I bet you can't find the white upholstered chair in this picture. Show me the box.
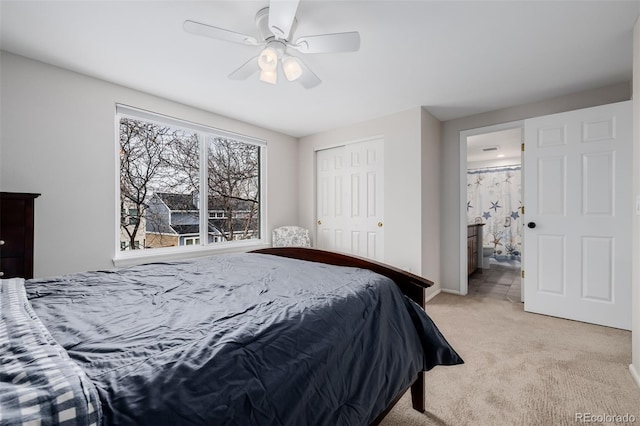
[272,226,312,248]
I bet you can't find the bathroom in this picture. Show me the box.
[466,127,522,301]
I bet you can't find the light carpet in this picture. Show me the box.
[380,292,639,426]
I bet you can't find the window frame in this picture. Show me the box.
[114,104,267,266]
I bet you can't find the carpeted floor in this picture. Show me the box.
[380,291,640,426]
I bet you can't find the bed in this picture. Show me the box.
[0,247,462,425]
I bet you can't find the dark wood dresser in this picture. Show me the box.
[0,192,40,279]
[467,223,484,276]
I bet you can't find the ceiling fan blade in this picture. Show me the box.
[228,56,259,80]
[292,32,360,54]
[296,58,321,89]
[268,0,300,40]
[183,20,259,46]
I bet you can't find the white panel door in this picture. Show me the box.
[316,138,384,261]
[344,139,384,260]
[523,101,632,330]
[316,146,347,252]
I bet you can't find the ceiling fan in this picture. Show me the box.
[183,0,360,89]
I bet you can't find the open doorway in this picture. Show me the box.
[460,122,524,302]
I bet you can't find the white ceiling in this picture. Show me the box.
[467,127,522,164]
[1,1,638,138]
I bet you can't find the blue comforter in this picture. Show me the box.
[0,278,102,426]
[26,253,461,425]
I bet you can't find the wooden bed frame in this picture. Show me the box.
[250,247,433,424]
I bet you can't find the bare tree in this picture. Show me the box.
[207,138,260,241]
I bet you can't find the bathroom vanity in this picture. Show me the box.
[467,224,484,275]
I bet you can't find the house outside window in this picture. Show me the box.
[120,201,146,251]
[117,105,265,256]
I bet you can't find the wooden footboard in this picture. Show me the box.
[250,247,431,418]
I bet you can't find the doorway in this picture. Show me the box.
[459,121,524,299]
[466,127,523,302]
[458,102,632,329]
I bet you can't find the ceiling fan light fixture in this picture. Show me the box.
[258,46,278,72]
[184,0,361,90]
[282,56,303,81]
[259,69,278,85]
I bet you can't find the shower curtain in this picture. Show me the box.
[467,165,522,260]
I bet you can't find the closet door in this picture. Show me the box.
[316,146,347,253]
[316,138,384,261]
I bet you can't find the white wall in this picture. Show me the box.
[421,108,441,299]
[297,107,442,297]
[631,16,640,388]
[440,81,631,293]
[0,52,299,277]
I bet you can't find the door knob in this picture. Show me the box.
[527,222,536,229]
[317,220,322,225]
[378,222,383,228]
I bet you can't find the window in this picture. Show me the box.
[209,211,225,219]
[128,208,139,225]
[117,105,265,255]
[184,237,200,246]
[120,240,141,250]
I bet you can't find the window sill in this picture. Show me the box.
[112,240,270,268]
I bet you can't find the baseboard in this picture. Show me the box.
[440,288,461,295]
[630,364,640,389]
[425,288,441,303]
